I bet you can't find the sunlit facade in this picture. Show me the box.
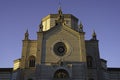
[0,8,120,80]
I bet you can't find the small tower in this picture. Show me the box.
[78,22,83,32]
[91,30,97,40]
[24,30,29,40]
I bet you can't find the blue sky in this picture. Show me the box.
[0,0,120,68]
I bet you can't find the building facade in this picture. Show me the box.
[0,8,120,80]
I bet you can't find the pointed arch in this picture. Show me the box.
[29,56,36,67]
[54,69,69,79]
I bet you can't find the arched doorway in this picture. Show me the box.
[54,69,69,79]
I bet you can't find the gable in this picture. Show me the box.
[43,23,80,40]
[41,23,86,63]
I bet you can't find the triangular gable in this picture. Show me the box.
[43,23,81,39]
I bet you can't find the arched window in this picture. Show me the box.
[87,56,93,68]
[54,69,69,79]
[29,56,35,67]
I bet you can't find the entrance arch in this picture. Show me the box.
[54,69,69,79]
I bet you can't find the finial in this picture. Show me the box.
[58,0,62,13]
[78,21,83,32]
[39,21,43,32]
[57,7,64,21]
[58,0,63,16]
[55,0,65,25]
[58,7,62,15]
[91,30,97,40]
[24,29,29,40]
[55,8,64,25]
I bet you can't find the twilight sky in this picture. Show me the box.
[0,0,120,68]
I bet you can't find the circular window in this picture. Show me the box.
[53,42,67,56]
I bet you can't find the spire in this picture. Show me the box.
[55,0,65,25]
[39,21,43,32]
[57,7,64,21]
[55,6,64,25]
[78,21,84,32]
[91,30,97,40]
[58,7,62,15]
[24,29,29,40]
[58,0,62,15]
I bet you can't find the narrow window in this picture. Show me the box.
[29,56,35,67]
[87,56,93,68]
